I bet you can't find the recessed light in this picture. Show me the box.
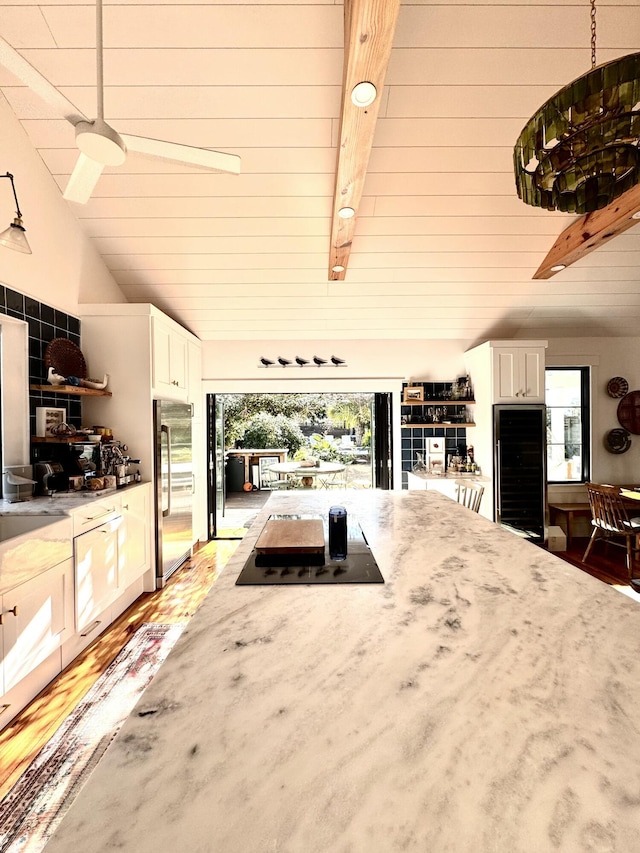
[338,206,355,219]
[550,264,566,272]
[632,211,640,219]
[332,265,345,273]
[351,81,377,108]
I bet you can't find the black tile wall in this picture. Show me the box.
[0,286,83,442]
[400,381,473,489]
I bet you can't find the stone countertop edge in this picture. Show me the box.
[408,470,490,481]
[45,489,640,853]
[0,481,150,516]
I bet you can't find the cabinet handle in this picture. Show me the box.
[0,703,10,716]
[86,507,116,521]
[122,504,129,510]
[0,605,18,624]
[80,619,102,638]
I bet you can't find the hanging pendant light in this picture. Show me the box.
[0,172,31,254]
[514,0,640,214]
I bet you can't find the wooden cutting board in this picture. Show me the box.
[256,517,325,556]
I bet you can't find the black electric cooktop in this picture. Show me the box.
[235,514,384,586]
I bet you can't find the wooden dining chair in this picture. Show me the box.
[454,480,484,513]
[583,482,640,583]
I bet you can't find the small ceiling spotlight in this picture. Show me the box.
[550,264,567,272]
[0,172,31,254]
[632,211,640,219]
[332,264,345,273]
[338,207,355,219]
[351,81,377,108]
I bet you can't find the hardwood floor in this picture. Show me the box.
[0,538,239,800]
[0,526,637,803]
[552,535,639,589]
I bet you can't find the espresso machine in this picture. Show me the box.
[32,440,141,490]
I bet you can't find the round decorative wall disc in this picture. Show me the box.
[617,391,640,434]
[605,428,632,454]
[607,376,629,398]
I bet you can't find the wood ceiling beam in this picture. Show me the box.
[328,0,401,281]
[533,184,640,280]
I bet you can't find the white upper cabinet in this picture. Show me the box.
[492,345,546,403]
[465,340,547,406]
[187,339,203,418]
[152,316,189,401]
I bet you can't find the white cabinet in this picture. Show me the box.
[464,339,548,523]
[152,316,188,400]
[406,474,460,500]
[492,345,545,403]
[1,559,73,695]
[118,484,151,589]
[81,304,201,565]
[74,518,120,634]
[0,485,152,728]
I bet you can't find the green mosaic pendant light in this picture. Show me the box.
[514,0,640,214]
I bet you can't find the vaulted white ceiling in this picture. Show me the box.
[1,0,640,342]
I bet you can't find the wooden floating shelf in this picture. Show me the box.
[31,436,102,443]
[403,423,476,428]
[403,400,475,406]
[29,384,112,397]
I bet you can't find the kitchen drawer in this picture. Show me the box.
[71,496,122,537]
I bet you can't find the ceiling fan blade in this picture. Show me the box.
[0,35,86,124]
[120,134,241,175]
[63,153,105,204]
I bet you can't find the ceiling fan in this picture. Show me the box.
[0,0,240,204]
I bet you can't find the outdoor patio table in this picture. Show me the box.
[268,461,345,488]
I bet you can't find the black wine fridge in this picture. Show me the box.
[494,404,546,542]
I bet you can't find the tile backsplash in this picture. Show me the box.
[400,381,471,489]
[0,284,83,439]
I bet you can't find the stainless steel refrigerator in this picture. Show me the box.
[154,400,193,588]
[494,404,546,543]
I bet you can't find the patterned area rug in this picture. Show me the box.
[0,622,185,853]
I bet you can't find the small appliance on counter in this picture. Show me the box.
[34,461,68,495]
[31,438,141,491]
[2,464,36,502]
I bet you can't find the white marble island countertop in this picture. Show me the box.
[47,490,640,852]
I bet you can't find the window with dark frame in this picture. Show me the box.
[545,367,590,484]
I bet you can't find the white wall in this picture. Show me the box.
[201,338,477,493]
[203,336,640,505]
[201,338,473,383]
[546,337,640,488]
[0,94,124,313]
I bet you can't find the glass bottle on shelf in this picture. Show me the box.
[412,452,427,472]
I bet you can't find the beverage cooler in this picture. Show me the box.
[493,404,546,542]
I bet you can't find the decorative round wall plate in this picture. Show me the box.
[605,428,632,454]
[617,391,640,434]
[607,376,629,398]
[45,338,87,379]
